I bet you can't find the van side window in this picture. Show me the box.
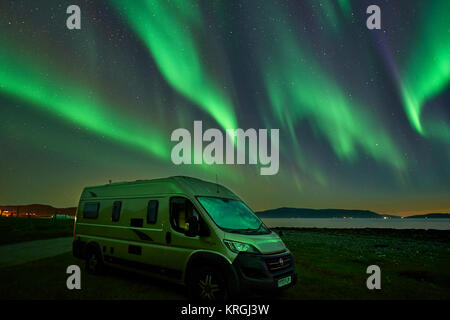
[83,202,99,219]
[112,201,121,222]
[147,200,158,224]
[170,197,199,233]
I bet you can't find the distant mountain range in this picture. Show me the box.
[404,213,450,219]
[0,204,76,218]
[1,204,449,219]
[256,207,450,219]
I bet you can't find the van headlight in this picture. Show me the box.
[224,240,260,254]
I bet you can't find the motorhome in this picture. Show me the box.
[73,176,296,299]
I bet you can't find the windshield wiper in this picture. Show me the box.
[236,222,266,233]
[222,222,267,234]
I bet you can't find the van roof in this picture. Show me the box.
[80,176,239,201]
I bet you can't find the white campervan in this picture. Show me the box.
[73,176,297,299]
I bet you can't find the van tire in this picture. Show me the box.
[86,246,104,275]
[188,266,229,301]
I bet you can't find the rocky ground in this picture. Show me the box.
[1,226,449,299]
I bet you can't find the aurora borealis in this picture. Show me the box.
[0,0,449,215]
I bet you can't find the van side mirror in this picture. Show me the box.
[185,216,199,237]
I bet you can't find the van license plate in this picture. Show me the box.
[277,276,292,288]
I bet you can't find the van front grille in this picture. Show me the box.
[265,254,291,273]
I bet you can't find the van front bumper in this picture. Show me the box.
[232,251,297,293]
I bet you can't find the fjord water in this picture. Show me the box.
[262,218,450,230]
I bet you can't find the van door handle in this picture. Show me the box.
[165,231,171,244]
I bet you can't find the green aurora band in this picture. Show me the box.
[259,14,405,175]
[0,40,169,160]
[399,0,450,137]
[313,0,352,31]
[112,0,237,132]
[337,0,352,18]
[312,0,340,32]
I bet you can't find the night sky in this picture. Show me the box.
[0,0,449,215]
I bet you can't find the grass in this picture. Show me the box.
[0,224,449,300]
[277,228,450,299]
[0,217,74,245]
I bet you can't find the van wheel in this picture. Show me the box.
[189,266,228,301]
[86,248,104,275]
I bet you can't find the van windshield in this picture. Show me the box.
[197,196,270,234]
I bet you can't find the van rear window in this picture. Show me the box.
[147,200,158,224]
[83,202,99,219]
